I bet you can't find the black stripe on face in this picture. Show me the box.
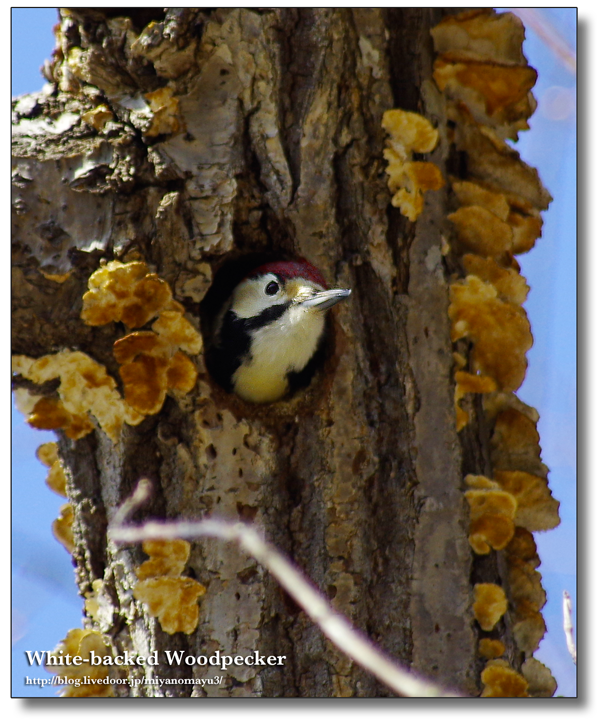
[243,302,290,331]
[206,302,291,393]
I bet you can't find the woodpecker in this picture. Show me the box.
[207,259,351,403]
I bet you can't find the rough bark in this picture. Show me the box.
[13,7,541,698]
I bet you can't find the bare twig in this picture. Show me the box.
[562,590,577,664]
[110,482,460,698]
[110,477,153,527]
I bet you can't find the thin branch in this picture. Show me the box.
[110,477,153,527]
[562,590,577,664]
[110,482,460,698]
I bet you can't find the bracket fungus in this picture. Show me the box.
[462,253,529,306]
[133,539,206,635]
[135,539,192,580]
[478,638,505,660]
[36,442,67,497]
[113,331,198,416]
[472,583,507,632]
[382,109,445,221]
[454,370,497,431]
[449,276,532,391]
[12,351,143,443]
[133,577,207,636]
[521,658,558,698]
[46,628,115,697]
[81,260,174,329]
[52,503,75,554]
[493,470,560,532]
[82,260,202,417]
[480,659,529,698]
[465,485,516,555]
[430,10,528,65]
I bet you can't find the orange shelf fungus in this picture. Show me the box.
[513,608,547,655]
[431,8,560,694]
[113,330,199,416]
[382,109,444,221]
[449,205,514,258]
[473,583,507,631]
[493,470,560,532]
[478,638,505,660]
[448,186,542,259]
[83,260,202,418]
[465,483,516,554]
[454,370,497,431]
[133,539,206,635]
[503,526,553,657]
[52,503,75,553]
[46,629,115,697]
[81,260,173,329]
[430,10,527,65]
[462,254,529,306]
[480,659,529,698]
[506,556,548,654]
[433,58,536,139]
[490,407,546,477]
[430,9,539,141]
[505,526,540,565]
[135,539,192,580]
[13,261,201,444]
[134,577,207,635]
[36,442,68,497]
[449,276,532,391]
[12,351,143,442]
[521,658,558,698]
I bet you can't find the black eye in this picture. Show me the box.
[265,281,279,296]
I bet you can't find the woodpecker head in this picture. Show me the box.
[207,259,351,403]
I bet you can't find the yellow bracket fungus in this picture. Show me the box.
[465,485,516,554]
[81,260,173,329]
[449,275,532,391]
[52,503,75,554]
[36,442,67,497]
[12,351,143,443]
[133,539,206,635]
[454,370,497,431]
[135,539,191,580]
[481,659,528,698]
[82,260,202,417]
[134,577,207,636]
[478,638,505,660]
[382,109,445,221]
[472,583,507,631]
[46,628,115,697]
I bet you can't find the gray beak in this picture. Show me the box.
[300,288,351,311]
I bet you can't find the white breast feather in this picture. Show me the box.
[233,306,325,403]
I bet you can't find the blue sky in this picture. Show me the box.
[11,7,576,698]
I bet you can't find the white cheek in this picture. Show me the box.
[234,279,283,319]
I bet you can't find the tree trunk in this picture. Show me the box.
[12,7,557,697]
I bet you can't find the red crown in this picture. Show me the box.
[248,258,328,289]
